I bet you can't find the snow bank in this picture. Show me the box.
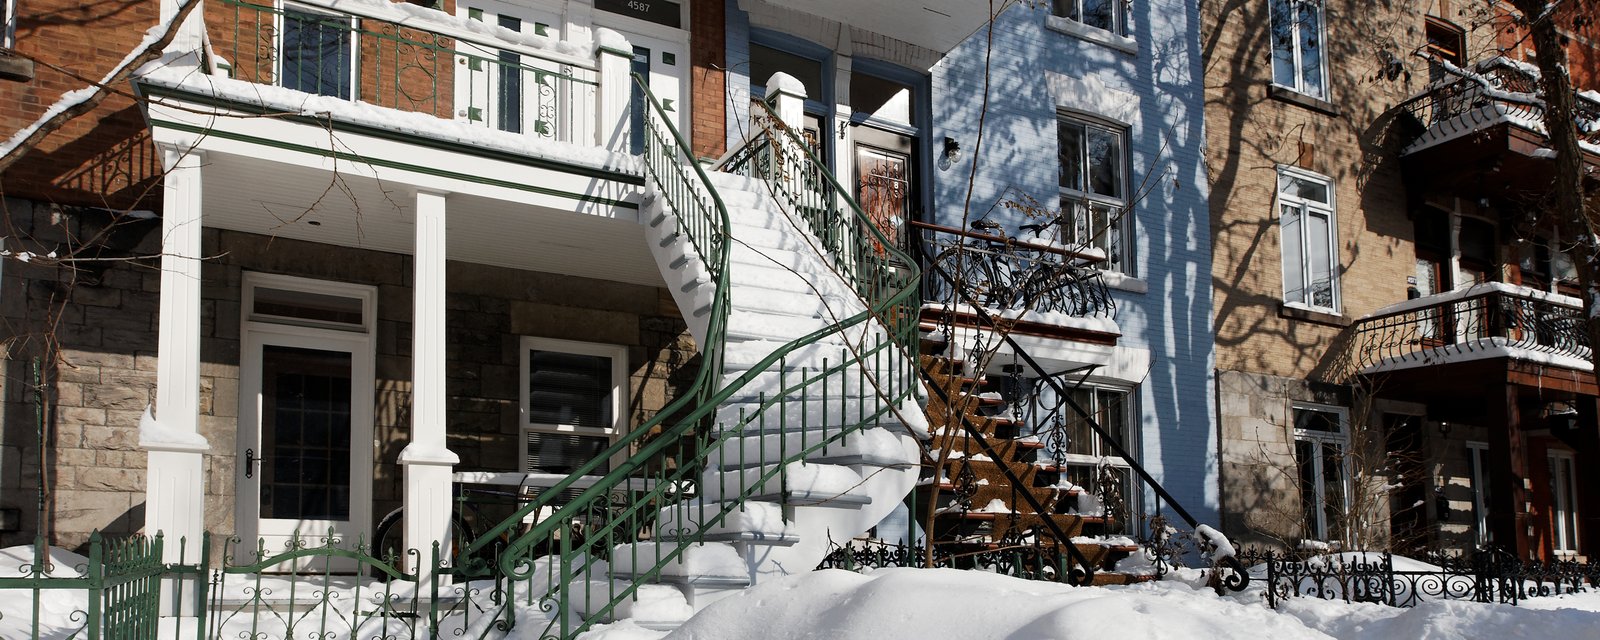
[661,567,1600,640]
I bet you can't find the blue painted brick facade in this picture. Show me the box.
[929,2,1218,521]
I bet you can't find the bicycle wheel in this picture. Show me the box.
[368,507,477,579]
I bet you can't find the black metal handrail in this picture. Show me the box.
[1397,58,1600,151]
[923,258,1249,591]
[1241,547,1600,609]
[1351,285,1590,372]
[918,225,1116,319]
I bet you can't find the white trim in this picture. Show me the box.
[236,275,378,550]
[242,271,376,333]
[1044,15,1137,55]
[1276,165,1339,313]
[518,336,630,471]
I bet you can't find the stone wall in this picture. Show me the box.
[0,206,696,550]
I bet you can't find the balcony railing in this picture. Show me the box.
[1351,283,1592,373]
[209,0,603,145]
[1397,57,1600,154]
[915,222,1116,322]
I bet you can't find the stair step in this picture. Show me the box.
[610,541,748,580]
[713,398,914,436]
[702,462,870,509]
[706,427,913,470]
[726,310,835,342]
[931,434,1019,463]
[571,581,693,624]
[656,500,793,544]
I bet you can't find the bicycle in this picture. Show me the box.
[368,473,550,580]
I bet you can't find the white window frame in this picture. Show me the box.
[1277,166,1339,312]
[1269,0,1329,100]
[3,0,16,50]
[1292,402,1350,543]
[1057,113,1132,275]
[518,337,629,474]
[1466,441,1491,547]
[1050,0,1127,37]
[1548,450,1580,555]
[276,1,360,100]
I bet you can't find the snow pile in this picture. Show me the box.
[650,567,1600,640]
[137,405,208,448]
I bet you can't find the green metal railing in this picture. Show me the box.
[0,533,165,640]
[216,0,597,141]
[444,75,922,639]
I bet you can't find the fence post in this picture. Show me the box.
[593,28,633,153]
[87,531,104,640]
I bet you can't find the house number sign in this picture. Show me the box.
[595,0,683,28]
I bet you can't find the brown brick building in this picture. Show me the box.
[1204,0,1600,559]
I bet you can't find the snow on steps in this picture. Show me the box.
[634,167,925,626]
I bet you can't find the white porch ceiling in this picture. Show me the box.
[200,153,666,287]
[742,0,991,54]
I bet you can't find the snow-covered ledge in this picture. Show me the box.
[1362,281,1582,320]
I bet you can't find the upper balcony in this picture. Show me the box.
[1395,58,1600,198]
[1351,282,1592,393]
[914,221,1123,374]
[131,0,663,287]
[137,0,641,175]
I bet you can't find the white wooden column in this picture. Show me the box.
[595,28,634,152]
[398,190,458,580]
[159,0,206,60]
[143,146,209,563]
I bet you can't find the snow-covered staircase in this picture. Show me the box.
[483,77,926,639]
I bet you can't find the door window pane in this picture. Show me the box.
[856,144,911,252]
[260,346,353,521]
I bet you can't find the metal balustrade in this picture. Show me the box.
[1397,57,1600,151]
[214,0,599,143]
[1351,285,1591,373]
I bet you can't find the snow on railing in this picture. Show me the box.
[1398,56,1600,155]
[1352,283,1592,374]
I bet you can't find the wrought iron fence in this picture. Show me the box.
[916,223,1116,319]
[1351,285,1589,372]
[1397,57,1600,149]
[1239,547,1600,609]
[0,533,165,640]
[214,0,598,142]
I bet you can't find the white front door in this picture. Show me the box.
[236,275,376,556]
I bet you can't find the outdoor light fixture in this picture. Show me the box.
[1543,401,1580,435]
[939,136,962,170]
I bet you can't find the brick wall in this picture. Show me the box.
[929,0,1220,521]
[0,0,164,209]
[0,205,696,550]
[689,0,727,159]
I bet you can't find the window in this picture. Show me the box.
[1278,167,1338,311]
[1425,17,1466,84]
[3,0,15,49]
[1466,442,1491,547]
[1033,383,1137,533]
[520,338,628,476]
[1269,0,1327,99]
[279,3,356,99]
[1052,0,1126,36]
[1058,115,1129,273]
[1548,451,1579,554]
[1293,404,1349,542]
